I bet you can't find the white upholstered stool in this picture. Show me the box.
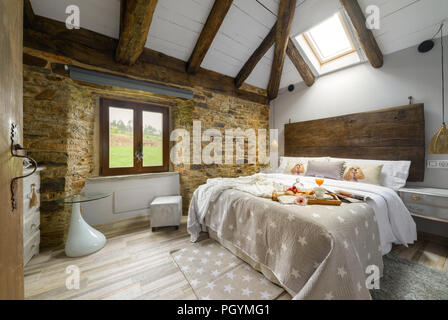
[150,196,182,231]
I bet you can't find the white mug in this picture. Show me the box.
[314,187,326,200]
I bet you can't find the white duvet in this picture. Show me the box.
[188,173,417,255]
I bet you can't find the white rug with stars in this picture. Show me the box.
[171,239,285,300]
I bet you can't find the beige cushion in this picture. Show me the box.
[343,163,384,185]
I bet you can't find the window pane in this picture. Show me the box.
[142,111,163,167]
[306,13,353,61]
[109,107,134,168]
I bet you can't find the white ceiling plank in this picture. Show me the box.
[378,23,448,55]
[148,36,192,61]
[373,0,448,54]
[217,5,275,52]
[358,0,416,20]
[233,0,277,30]
[151,2,206,35]
[30,0,121,39]
[290,0,340,37]
[202,2,276,78]
[279,56,305,89]
[157,0,214,22]
[29,0,447,91]
[262,46,275,64]
[280,70,303,89]
[201,47,242,77]
[282,57,297,74]
[145,0,214,59]
[246,58,273,89]
[256,0,279,15]
[146,15,200,56]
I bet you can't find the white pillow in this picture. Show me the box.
[329,157,411,190]
[278,157,330,173]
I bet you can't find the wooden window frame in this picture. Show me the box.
[100,98,169,176]
[302,12,356,66]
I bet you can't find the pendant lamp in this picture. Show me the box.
[421,23,448,154]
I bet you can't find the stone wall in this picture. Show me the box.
[23,52,269,248]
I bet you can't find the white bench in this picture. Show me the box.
[150,196,182,232]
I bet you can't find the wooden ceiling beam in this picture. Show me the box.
[186,0,233,74]
[235,25,315,89]
[24,15,269,105]
[235,23,276,89]
[115,0,158,65]
[24,0,35,28]
[267,0,296,100]
[340,0,383,68]
[119,0,126,35]
[286,39,315,87]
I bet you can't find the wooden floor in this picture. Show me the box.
[24,217,291,300]
[391,232,448,272]
[24,218,448,300]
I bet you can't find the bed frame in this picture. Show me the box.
[284,104,425,182]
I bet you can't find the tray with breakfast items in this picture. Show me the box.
[272,185,342,206]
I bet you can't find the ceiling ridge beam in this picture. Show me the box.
[235,23,315,89]
[115,0,158,65]
[286,39,315,87]
[186,0,233,74]
[267,0,296,100]
[340,0,383,68]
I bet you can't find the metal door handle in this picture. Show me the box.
[10,123,38,212]
[135,150,144,162]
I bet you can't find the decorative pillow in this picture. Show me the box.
[343,163,384,185]
[330,158,410,190]
[285,161,308,175]
[306,160,345,180]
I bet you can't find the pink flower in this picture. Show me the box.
[295,196,308,206]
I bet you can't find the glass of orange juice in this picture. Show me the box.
[315,177,325,187]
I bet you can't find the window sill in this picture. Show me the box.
[88,171,178,183]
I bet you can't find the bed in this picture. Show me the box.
[187,104,424,300]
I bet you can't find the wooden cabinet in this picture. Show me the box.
[23,167,44,266]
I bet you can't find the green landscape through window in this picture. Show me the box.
[142,111,163,167]
[108,107,163,168]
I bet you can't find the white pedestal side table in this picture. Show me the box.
[60,193,111,257]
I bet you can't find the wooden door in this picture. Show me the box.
[0,0,24,299]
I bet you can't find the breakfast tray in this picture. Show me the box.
[272,191,342,206]
[307,193,342,206]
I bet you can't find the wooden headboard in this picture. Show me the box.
[284,104,425,182]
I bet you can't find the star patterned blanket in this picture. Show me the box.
[188,174,384,300]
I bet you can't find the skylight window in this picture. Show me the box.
[303,13,356,65]
[294,12,362,76]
